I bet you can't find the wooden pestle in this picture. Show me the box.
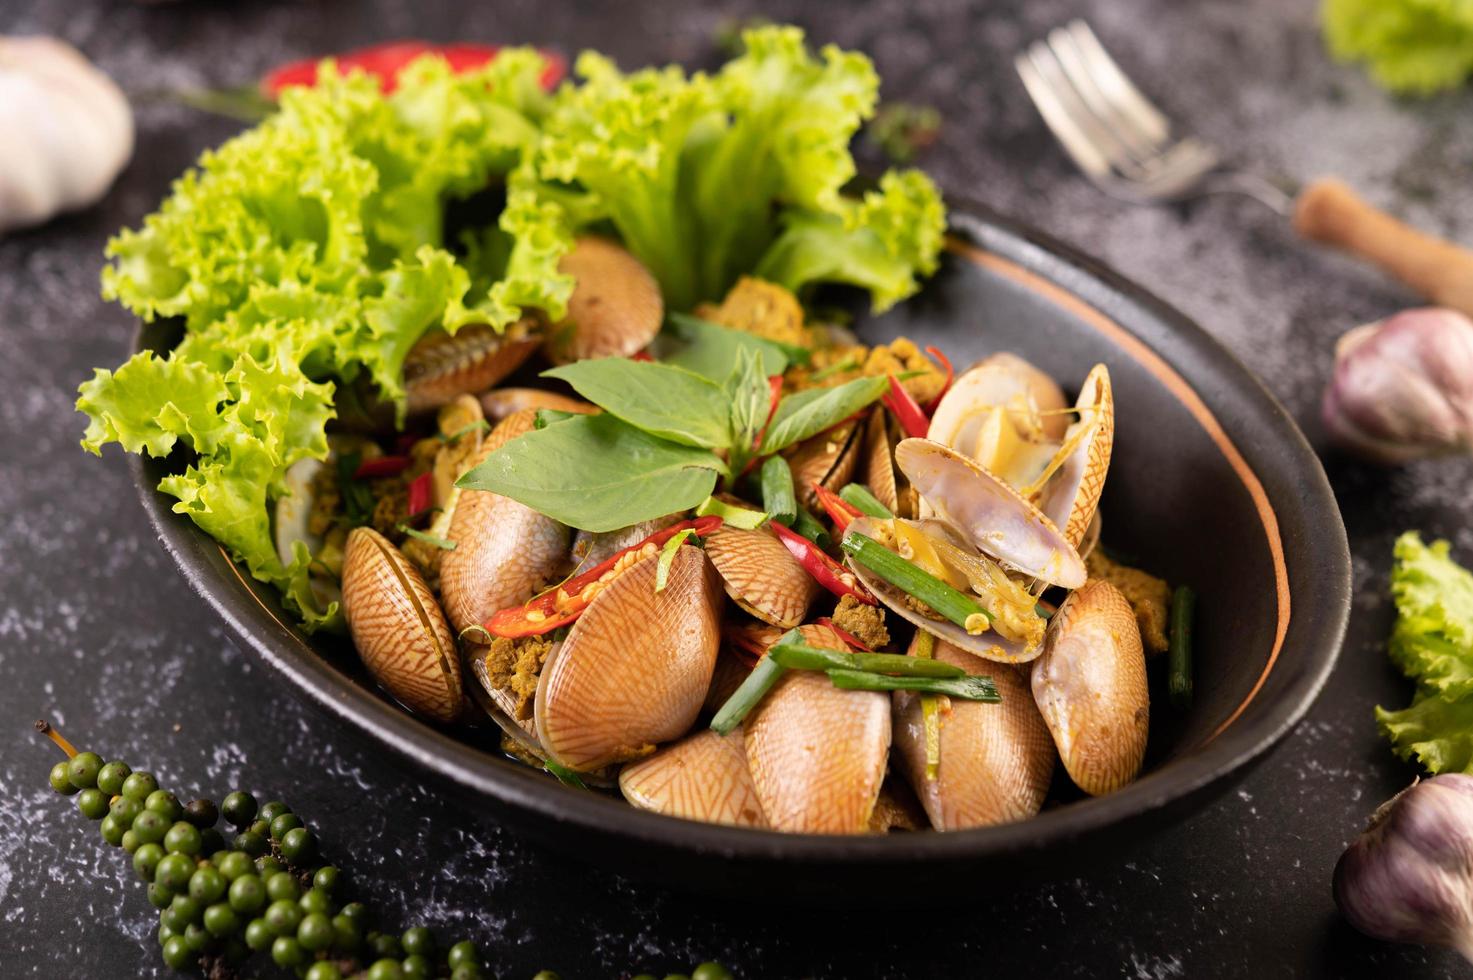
[1294,178,1473,319]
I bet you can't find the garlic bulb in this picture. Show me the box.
[0,36,133,235]
[1333,775,1473,964]
[1321,308,1473,464]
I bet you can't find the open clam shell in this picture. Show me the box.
[788,419,863,511]
[1036,364,1114,551]
[928,352,1070,449]
[619,727,768,828]
[704,524,818,629]
[894,438,1086,589]
[893,641,1054,830]
[844,517,1043,664]
[404,320,539,416]
[340,527,463,723]
[1031,580,1148,796]
[542,236,663,364]
[535,545,722,772]
[439,409,570,635]
[744,624,890,834]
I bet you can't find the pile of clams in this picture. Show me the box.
[283,242,1174,835]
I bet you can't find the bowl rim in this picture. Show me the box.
[130,201,1350,865]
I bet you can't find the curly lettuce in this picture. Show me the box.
[1322,0,1473,95]
[80,51,572,629]
[519,25,945,312]
[1376,532,1473,773]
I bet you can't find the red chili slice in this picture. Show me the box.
[261,41,565,98]
[406,472,434,519]
[814,616,872,652]
[812,484,861,535]
[352,455,411,479]
[485,516,723,637]
[923,346,954,414]
[881,374,931,440]
[769,521,875,605]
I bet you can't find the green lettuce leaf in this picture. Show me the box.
[82,51,567,629]
[521,25,944,311]
[1378,531,1473,773]
[1322,0,1473,95]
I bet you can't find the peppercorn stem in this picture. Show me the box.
[710,630,798,735]
[34,720,78,759]
[839,483,893,519]
[760,456,797,527]
[1169,585,1196,709]
[768,641,965,678]
[840,531,992,632]
[826,669,1000,701]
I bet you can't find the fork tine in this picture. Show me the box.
[1015,49,1114,180]
[1046,26,1162,164]
[1019,41,1149,181]
[1062,21,1171,146]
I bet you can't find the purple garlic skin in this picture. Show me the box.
[1333,774,1473,964]
[1321,308,1473,465]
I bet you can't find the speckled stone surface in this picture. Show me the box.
[2,1,1470,977]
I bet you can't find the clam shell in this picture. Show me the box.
[1031,580,1148,796]
[1037,364,1114,551]
[542,236,663,364]
[404,320,539,415]
[440,409,571,635]
[619,727,768,828]
[703,648,754,716]
[744,624,891,834]
[704,524,818,629]
[480,387,595,423]
[928,352,1069,448]
[861,407,901,516]
[572,515,682,568]
[341,527,463,722]
[893,641,1054,830]
[535,545,722,771]
[469,647,542,740]
[894,438,1086,588]
[788,420,862,510]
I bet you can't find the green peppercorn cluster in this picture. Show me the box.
[47,748,488,978]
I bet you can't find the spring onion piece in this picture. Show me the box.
[1169,585,1196,709]
[696,495,768,530]
[543,758,587,789]
[710,629,802,735]
[397,525,457,550]
[839,483,893,519]
[768,641,966,678]
[655,529,696,593]
[790,506,831,550]
[841,531,991,633]
[760,455,797,526]
[827,669,1000,701]
[913,631,942,781]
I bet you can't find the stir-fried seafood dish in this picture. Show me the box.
[302,260,1177,835]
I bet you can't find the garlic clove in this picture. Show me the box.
[1321,308,1473,465]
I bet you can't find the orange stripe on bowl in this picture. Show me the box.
[949,240,1290,742]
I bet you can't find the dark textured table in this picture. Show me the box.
[3,1,1471,977]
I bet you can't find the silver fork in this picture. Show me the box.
[1016,20,1293,216]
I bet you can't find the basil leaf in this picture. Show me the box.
[457,413,724,532]
[662,313,796,381]
[725,346,771,452]
[761,375,889,454]
[543,359,732,449]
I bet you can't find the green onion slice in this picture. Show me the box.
[768,641,964,678]
[1169,585,1196,710]
[826,669,1000,701]
[710,629,801,735]
[397,526,457,551]
[839,483,893,519]
[790,507,831,550]
[760,456,797,527]
[841,531,991,633]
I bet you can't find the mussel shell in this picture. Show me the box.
[535,545,722,772]
[844,516,1044,664]
[744,624,891,834]
[893,642,1054,830]
[542,236,664,364]
[340,527,463,722]
[704,524,819,629]
[894,438,1086,588]
[1031,580,1148,796]
[1036,364,1114,551]
[618,727,768,828]
[439,409,571,635]
[404,321,539,415]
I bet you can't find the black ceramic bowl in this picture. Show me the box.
[133,205,1350,901]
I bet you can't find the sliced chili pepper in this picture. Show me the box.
[881,374,931,440]
[393,431,423,455]
[769,521,875,605]
[406,472,434,519]
[261,41,564,98]
[628,350,656,363]
[922,345,954,414]
[814,616,872,652]
[752,375,785,451]
[352,455,411,479]
[812,483,862,535]
[486,516,723,637]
